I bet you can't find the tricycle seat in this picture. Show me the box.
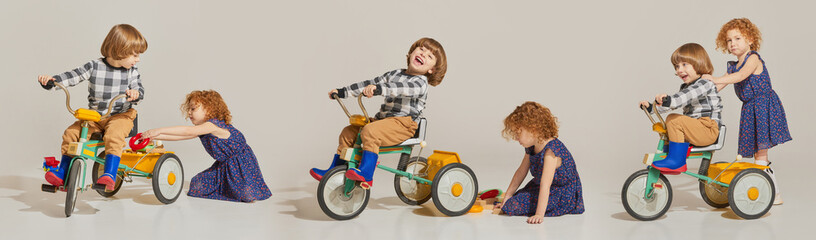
[690,125,726,152]
[395,118,426,146]
[89,115,139,141]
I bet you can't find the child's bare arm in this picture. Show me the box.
[142,122,229,141]
[529,150,559,224]
[497,154,530,208]
[712,55,762,85]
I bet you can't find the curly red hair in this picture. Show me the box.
[716,18,762,54]
[502,101,558,142]
[181,90,232,125]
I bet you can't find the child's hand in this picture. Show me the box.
[141,129,159,140]
[126,89,140,101]
[639,101,651,109]
[527,215,544,224]
[362,85,377,98]
[328,89,339,99]
[654,94,668,105]
[494,199,504,209]
[37,75,55,86]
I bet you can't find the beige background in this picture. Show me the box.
[1,0,813,239]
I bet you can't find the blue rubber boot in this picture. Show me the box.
[44,155,73,186]
[345,151,378,188]
[96,154,120,191]
[310,154,344,181]
[652,141,689,173]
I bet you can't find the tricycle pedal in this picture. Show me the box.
[92,183,109,191]
[41,184,57,193]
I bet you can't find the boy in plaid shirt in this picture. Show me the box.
[310,38,447,187]
[639,43,722,173]
[38,24,148,191]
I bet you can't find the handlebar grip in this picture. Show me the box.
[373,87,382,96]
[42,80,55,90]
[334,88,346,99]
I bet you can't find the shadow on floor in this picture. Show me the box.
[0,175,188,218]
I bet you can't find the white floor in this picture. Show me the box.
[1,154,812,240]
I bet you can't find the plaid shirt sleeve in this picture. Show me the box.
[129,67,144,102]
[667,79,716,109]
[52,61,94,87]
[342,70,396,98]
[380,75,427,98]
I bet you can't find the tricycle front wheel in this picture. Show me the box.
[621,169,672,221]
[317,166,370,220]
[64,159,82,217]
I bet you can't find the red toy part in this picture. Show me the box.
[129,133,150,151]
[479,189,501,200]
[44,157,59,167]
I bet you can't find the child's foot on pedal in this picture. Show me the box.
[773,194,783,205]
[44,172,64,186]
[96,175,115,191]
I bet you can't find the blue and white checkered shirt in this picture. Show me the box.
[340,69,428,121]
[657,78,722,123]
[52,58,144,115]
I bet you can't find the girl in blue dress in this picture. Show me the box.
[140,90,271,202]
[709,18,791,204]
[495,102,584,224]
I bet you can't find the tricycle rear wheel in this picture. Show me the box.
[92,160,123,197]
[431,163,477,216]
[152,153,184,204]
[699,160,729,208]
[394,155,432,205]
[728,168,774,219]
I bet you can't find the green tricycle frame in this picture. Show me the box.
[40,81,184,217]
[621,102,775,220]
[316,92,478,220]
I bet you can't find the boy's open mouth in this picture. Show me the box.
[414,56,424,65]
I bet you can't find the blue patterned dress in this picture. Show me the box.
[728,51,792,157]
[501,139,585,216]
[188,119,272,202]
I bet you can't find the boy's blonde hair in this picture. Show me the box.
[407,38,447,86]
[671,43,713,75]
[502,102,558,143]
[716,18,762,54]
[181,90,232,125]
[101,24,148,60]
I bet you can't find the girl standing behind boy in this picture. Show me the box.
[140,90,271,202]
[707,18,791,204]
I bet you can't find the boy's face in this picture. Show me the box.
[726,29,752,57]
[111,53,141,69]
[406,46,437,76]
[674,62,700,83]
[187,103,208,125]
